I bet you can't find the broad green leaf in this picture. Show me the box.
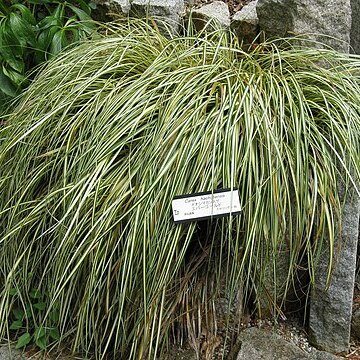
[34,326,45,339]
[49,309,59,323]
[35,336,47,350]
[37,28,50,52]
[34,48,46,64]
[2,54,24,73]
[71,0,92,15]
[66,5,96,33]
[9,13,36,48]
[0,3,9,15]
[0,24,23,57]
[67,4,92,21]
[12,308,24,320]
[15,333,31,349]
[24,306,32,318]
[29,289,41,299]
[10,4,36,26]
[69,27,80,42]
[34,327,47,351]
[9,13,26,38]
[49,327,60,340]
[38,15,60,31]
[33,302,46,311]
[3,66,24,86]
[88,1,97,10]
[9,288,18,296]
[49,30,66,55]
[0,67,17,97]
[27,0,52,4]
[9,320,23,330]
[52,4,65,22]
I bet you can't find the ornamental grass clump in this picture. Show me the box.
[0,20,360,359]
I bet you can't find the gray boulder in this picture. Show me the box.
[192,1,230,30]
[236,327,339,360]
[352,308,360,340]
[351,0,360,54]
[92,0,131,16]
[309,184,360,353]
[231,0,259,45]
[0,346,24,360]
[130,0,184,34]
[256,0,352,53]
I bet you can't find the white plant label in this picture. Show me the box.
[172,189,241,224]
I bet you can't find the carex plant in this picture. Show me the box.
[0,19,359,359]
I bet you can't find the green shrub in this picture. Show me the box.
[0,20,359,359]
[0,0,96,99]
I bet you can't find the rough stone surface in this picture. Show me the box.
[236,327,339,360]
[352,308,360,340]
[356,270,360,288]
[130,0,184,33]
[309,184,360,353]
[93,0,131,16]
[231,0,259,44]
[192,1,231,29]
[0,346,24,360]
[256,0,352,53]
[351,0,360,54]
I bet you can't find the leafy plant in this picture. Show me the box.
[0,20,359,359]
[8,286,60,350]
[0,0,96,98]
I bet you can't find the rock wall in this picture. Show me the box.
[351,0,360,54]
[309,185,360,353]
[257,0,352,52]
[92,0,360,53]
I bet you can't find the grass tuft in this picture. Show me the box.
[0,20,360,359]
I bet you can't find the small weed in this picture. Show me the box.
[9,287,60,350]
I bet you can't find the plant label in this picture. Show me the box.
[172,189,241,223]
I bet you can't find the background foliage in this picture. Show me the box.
[0,0,96,103]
